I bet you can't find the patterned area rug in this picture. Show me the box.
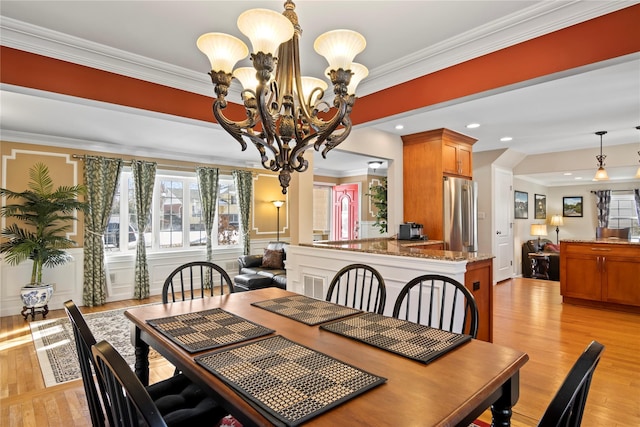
[30,306,151,387]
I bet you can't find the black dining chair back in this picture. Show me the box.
[392,274,479,338]
[64,300,110,427]
[162,261,234,303]
[538,341,605,427]
[66,300,227,427]
[92,340,168,427]
[325,264,387,314]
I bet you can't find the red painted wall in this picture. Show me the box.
[2,4,639,127]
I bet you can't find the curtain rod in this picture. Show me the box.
[590,189,638,194]
[71,154,244,174]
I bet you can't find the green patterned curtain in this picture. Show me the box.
[233,170,252,255]
[82,157,123,306]
[196,167,219,262]
[132,160,156,299]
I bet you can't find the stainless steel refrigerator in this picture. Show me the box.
[443,176,478,252]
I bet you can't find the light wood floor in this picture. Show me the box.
[1,278,639,426]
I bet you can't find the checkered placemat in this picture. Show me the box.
[195,335,386,427]
[320,312,471,364]
[147,308,274,353]
[251,295,361,326]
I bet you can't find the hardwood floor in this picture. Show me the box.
[1,279,639,426]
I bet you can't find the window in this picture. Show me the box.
[608,193,639,238]
[105,170,240,252]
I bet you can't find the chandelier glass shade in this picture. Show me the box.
[197,1,367,193]
[593,131,609,181]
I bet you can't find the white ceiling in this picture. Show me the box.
[1,1,639,185]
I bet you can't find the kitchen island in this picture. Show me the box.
[286,238,494,342]
[560,239,640,313]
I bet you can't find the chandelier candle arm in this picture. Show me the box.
[197,0,367,194]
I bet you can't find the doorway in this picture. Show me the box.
[332,183,359,240]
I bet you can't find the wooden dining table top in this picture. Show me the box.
[125,288,528,427]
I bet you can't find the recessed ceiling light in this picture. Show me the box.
[394,124,404,130]
[575,177,583,180]
[466,123,480,129]
[563,172,573,176]
[500,137,513,142]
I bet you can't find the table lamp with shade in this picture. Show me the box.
[549,214,564,244]
[530,224,548,252]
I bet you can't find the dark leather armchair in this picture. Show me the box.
[522,238,560,281]
[237,241,288,289]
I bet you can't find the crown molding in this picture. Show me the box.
[358,1,635,95]
[2,2,633,101]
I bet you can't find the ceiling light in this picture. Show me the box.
[575,177,583,180]
[593,131,609,181]
[563,172,572,176]
[466,123,480,129]
[500,137,513,142]
[197,1,367,194]
[368,160,383,170]
[395,124,404,130]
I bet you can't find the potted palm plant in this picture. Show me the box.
[0,162,87,319]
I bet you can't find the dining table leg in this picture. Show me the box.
[133,325,150,386]
[490,372,519,426]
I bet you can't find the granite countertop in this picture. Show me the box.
[561,238,640,246]
[302,238,494,263]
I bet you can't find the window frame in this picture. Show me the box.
[105,168,241,255]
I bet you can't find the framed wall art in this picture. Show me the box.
[563,196,583,217]
[534,194,546,219]
[514,191,528,219]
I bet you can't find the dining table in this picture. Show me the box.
[125,288,528,427]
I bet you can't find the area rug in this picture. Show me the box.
[30,305,154,387]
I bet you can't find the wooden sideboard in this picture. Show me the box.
[560,240,640,312]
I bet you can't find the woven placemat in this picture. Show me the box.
[195,335,386,427]
[320,312,471,364]
[147,308,274,353]
[251,295,361,326]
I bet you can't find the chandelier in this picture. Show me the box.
[593,131,608,181]
[197,1,367,193]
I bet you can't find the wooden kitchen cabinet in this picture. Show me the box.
[443,139,473,177]
[464,258,493,342]
[402,128,476,241]
[560,241,640,311]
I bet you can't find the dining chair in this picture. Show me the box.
[325,263,387,314]
[64,300,228,427]
[538,340,605,427]
[162,261,234,303]
[595,227,630,239]
[392,274,479,338]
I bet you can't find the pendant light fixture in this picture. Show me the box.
[593,131,609,181]
[635,126,640,179]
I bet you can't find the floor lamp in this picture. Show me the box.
[272,200,284,241]
[549,214,564,244]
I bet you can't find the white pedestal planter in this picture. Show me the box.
[20,284,54,320]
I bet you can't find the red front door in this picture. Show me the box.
[332,183,359,241]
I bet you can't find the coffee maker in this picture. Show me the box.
[399,222,424,240]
